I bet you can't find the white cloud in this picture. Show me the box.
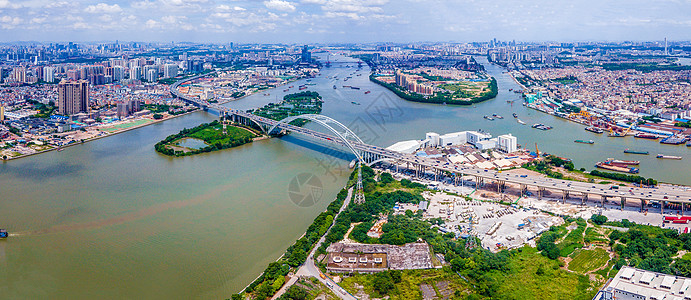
[0,16,22,29]
[84,3,122,14]
[145,19,161,29]
[264,0,296,12]
[0,0,21,9]
[217,5,246,11]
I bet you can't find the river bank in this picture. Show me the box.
[2,109,199,161]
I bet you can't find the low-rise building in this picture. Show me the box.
[594,266,691,300]
[325,241,434,273]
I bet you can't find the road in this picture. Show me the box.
[271,187,357,300]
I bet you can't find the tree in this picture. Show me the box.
[591,214,608,225]
[372,271,395,295]
[153,113,163,120]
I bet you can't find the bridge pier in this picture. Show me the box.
[641,199,645,213]
[661,201,665,215]
[520,184,527,197]
[581,193,588,206]
[562,190,569,204]
[601,195,607,208]
[537,187,545,200]
[620,197,626,211]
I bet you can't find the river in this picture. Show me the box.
[0,53,689,299]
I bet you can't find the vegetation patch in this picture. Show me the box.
[569,248,610,273]
[154,120,256,156]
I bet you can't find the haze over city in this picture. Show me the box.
[2,0,691,42]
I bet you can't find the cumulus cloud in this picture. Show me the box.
[264,0,296,12]
[0,0,21,9]
[145,19,161,29]
[84,3,122,14]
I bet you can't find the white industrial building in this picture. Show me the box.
[386,130,509,154]
[497,134,518,153]
[594,266,691,300]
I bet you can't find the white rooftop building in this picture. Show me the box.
[594,266,691,300]
[497,134,518,153]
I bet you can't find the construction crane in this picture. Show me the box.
[535,143,540,157]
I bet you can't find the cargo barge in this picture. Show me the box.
[574,140,594,144]
[624,149,649,155]
[595,162,639,174]
[605,159,640,166]
[660,136,687,145]
[657,154,683,160]
[585,126,604,134]
[635,132,659,140]
[0,229,7,239]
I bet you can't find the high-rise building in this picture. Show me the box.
[301,45,311,63]
[163,64,178,78]
[67,69,80,80]
[112,66,124,81]
[13,66,26,83]
[0,106,5,123]
[145,69,157,82]
[57,80,89,115]
[43,66,55,83]
[129,66,141,80]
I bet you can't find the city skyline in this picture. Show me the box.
[2,0,691,43]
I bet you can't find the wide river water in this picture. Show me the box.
[1,54,689,299]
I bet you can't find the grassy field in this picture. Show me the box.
[340,268,467,300]
[569,248,611,273]
[99,119,153,133]
[558,220,586,256]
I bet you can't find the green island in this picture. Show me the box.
[370,73,498,105]
[248,91,323,127]
[232,163,689,300]
[155,91,322,157]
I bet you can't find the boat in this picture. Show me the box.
[0,229,7,239]
[517,119,526,125]
[333,85,337,89]
[364,91,371,94]
[605,159,640,166]
[660,136,687,145]
[574,140,594,144]
[484,115,495,121]
[349,159,357,169]
[350,86,361,90]
[634,132,659,140]
[299,86,307,90]
[283,89,289,92]
[687,142,691,147]
[57,147,64,152]
[512,113,518,118]
[657,154,683,160]
[532,123,552,130]
[351,101,361,105]
[624,149,649,155]
[595,162,640,174]
[585,126,604,134]
[492,114,504,119]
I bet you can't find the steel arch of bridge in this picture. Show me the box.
[268,114,366,163]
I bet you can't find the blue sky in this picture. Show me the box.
[1,0,690,43]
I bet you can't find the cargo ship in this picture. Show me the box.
[657,154,683,160]
[350,86,361,90]
[574,140,594,144]
[517,119,526,125]
[624,149,649,155]
[0,229,7,239]
[532,123,552,130]
[484,115,495,121]
[364,91,371,94]
[660,136,687,145]
[492,113,504,119]
[351,101,361,105]
[585,126,604,134]
[605,159,640,166]
[634,132,659,140]
[595,162,639,174]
